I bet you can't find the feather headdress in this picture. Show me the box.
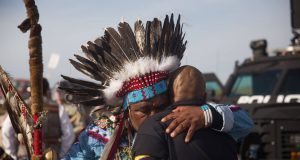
[61,14,187,109]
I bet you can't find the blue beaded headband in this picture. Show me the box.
[122,80,168,110]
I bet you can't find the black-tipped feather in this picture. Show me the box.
[100,38,124,71]
[59,86,102,96]
[150,18,162,59]
[74,54,99,71]
[134,20,145,54]
[69,59,105,81]
[61,75,104,89]
[145,21,152,55]
[118,22,140,60]
[105,28,130,62]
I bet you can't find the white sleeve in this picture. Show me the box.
[208,103,254,141]
[208,103,234,132]
[58,105,75,158]
[1,116,17,160]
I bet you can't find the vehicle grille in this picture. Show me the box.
[281,131,300,159]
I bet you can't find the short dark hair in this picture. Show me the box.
[43,78,50,95]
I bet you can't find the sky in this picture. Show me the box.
[0,0,292,86]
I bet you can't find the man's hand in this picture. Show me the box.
[161,106,205,143]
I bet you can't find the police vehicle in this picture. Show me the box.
[221,39,300,160]
[220,1,300,159]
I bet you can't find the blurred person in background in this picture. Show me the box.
[1,78,75,159]
[52,80,86,137]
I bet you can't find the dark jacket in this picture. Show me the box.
[133,107,238,160]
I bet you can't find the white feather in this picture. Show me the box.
[158,56,181,72]
[103,79,123,106]
[103,55,181,105]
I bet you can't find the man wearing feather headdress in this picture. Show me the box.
[61,14,253,159]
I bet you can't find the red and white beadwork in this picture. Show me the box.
[116,71,168,97]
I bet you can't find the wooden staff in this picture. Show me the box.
[18,0,43,159]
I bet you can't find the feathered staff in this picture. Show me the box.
[18,0,44,159]
[0,66,34,159]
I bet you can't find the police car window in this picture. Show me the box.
[206,81,222,97]
[229,70,281,97]
[279,69,300,94]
